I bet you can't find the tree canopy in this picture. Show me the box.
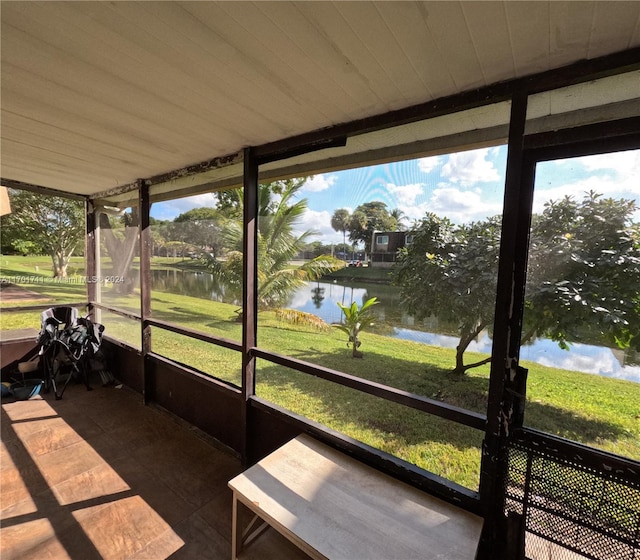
[1,189,85,277]
[394,213,501,374]
[394,192,640,375]
[524,191,640,352]
[348,201,397,255]
[172,207,224,257]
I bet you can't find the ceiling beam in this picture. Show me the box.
[255,47,640,161]
[0,178,87,201]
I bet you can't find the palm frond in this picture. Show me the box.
[206,179,342,316]
[300,255,344,281]
[275,308,330,331]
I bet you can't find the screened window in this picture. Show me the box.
[522,150,640,461]
[95,200,140,317]
[254,134,508,490]
[147,186,243,385]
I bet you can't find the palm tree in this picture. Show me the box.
[206,179,342,313]
[334,297,379,358]
[331,208,351,257]
[390,208,407,231]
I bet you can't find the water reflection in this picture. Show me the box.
[152,268,240,304]
[296,281,639,382]
[394,329,639,383]
[151,270,639,382]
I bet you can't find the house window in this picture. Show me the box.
[376,235,389,245]
[405,234,415,245]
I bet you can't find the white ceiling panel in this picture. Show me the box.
[588,2,640,56]
[2,1,639,197]
[461,2,514,85]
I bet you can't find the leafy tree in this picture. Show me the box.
[334,243,353,259]
[205,179,342,312]
[172,207,224,257]
[524,191,640,352]
[395,192,640,375]
[163,240,193,259]
[348,201,397,257]
[331,208,351,248]
[147,217,174,256]
[214,188,242,216]
[8,239,42,256]
[300,241,341,259]
[1,189,84,277]
[394,214,501,374]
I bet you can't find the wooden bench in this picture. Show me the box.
[228,434,483,560]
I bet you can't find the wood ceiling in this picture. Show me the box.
[2,1,640,196]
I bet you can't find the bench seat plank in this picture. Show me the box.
[229,434,482,560]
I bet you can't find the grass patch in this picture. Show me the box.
[0,254,86,278]
[255,311,639,483]
[323,265,393,283]
[2,255,638,490]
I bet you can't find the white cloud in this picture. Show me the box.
[574,150,640,175]
[390,184,502,225]
[532,176,612,214]
[303,174,337,192]
[397,201,431,222]
[385,182,424,206]
[428,186,502,223]
[292,209,342,243]
[417,155,441,174]
[440,148,500,186]
[534,150,640,216]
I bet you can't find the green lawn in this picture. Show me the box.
[2,255,638,490]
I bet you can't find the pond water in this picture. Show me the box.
[151,269,640,383]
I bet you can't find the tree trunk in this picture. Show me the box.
[452,321,489,375]
[52,263,67,278]
[520,326,537,346]
[51,252,69,278]
[453,347,467,375]
[351,330,363,358]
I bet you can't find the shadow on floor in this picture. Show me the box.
[1,382,243,559]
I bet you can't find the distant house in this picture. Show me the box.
[370,231,414,268]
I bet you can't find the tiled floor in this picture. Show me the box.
[1,381,244,559]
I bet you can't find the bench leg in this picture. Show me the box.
[232,492,241,560]
[232,493,270,559]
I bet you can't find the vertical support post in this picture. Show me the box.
[478,91,531,559]
[138,180,153,404]
[85,198,97,312]
[241,147,258,466]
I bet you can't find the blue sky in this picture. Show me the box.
[151,146,640,245]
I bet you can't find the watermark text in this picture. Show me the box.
[1,275,125,285]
